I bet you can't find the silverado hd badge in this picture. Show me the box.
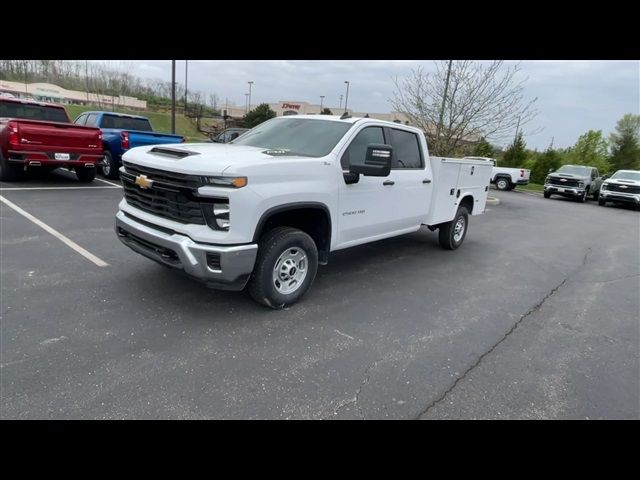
[135,174,154,189]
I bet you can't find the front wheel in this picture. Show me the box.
[576,190,587,203]
[439,207,469,250]
[495,177,510,191]
[543,191,551,198]
[248,227,319,309]
[598,197,606,206]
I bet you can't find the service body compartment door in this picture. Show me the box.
[424,158,461,226]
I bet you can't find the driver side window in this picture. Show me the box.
[340,127,385,170]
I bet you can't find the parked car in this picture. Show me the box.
[598,169,640,209]
[208,128,249,143]
[74,111,185,179]
[0,97,103,182]
[464,156,530,191]
[543,164,604,202]
[114,115,493,308]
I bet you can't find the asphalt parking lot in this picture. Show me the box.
[1,171,639,419]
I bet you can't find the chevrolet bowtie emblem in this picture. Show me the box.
[620,185,628,189]
[560,178,567,182]
[135,174,153,189]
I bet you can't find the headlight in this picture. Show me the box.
[578,182,584,188]
[201,176,247,188]
[545,176,550,184]
[601,183,607,191]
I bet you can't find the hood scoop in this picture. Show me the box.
[148,146,200,158]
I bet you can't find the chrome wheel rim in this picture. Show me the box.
[102,159,110,176]
[497,179,507,189]
[272,247,308,295]
[453,216,466,243]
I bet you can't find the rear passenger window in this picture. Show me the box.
[389,128,422,169]
[75,114,87,125]
[341,127,385,170]
[85,113,98,126]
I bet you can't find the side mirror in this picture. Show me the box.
[601,175,608,180]
[229,132,240,141]
[548,168,554,173]
[349,144,392,177]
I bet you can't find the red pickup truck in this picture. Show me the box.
[0,98,103,182]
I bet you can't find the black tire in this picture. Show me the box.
[76,166,96,183]
[598,197,606,206]
[592,190,599,201]
[101,150,120,179]
[543,191,551,199]
[439,207,469,250]
[247,227,319,309]
[495,177,510,191]
[0,151,24,181]
[576,190,587,203]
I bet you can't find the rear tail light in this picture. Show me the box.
[7,120,19,146]
[520,169,525,177]
[97,131,103,141]
[121,131,130,150]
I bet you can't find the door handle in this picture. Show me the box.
[383,180,395,186]
[422,178,432,184]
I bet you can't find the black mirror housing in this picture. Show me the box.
[349,144,392,177]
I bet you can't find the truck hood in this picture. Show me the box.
[121,143,312,176]
[603,178,640,187]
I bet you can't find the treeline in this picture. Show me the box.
[0,60,220,116]
[472,114,640,184]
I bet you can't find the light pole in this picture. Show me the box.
[343,81,350,113]
[248,81,254,112]
[171,60,176,134]
[319,95,325,113]
[339,94,343,109]
[184,59,188,116]
[245,93,249,113]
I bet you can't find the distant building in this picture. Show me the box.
[0,80,147,110]
[222,99,413,124]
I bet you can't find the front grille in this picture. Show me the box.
[548,177,580,187]
[122,161,202,189]
[606,183,640,194]
[121,175,206,224]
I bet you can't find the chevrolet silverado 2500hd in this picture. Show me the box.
[464,156,530,191]
[544,164,604,202]
[598,169,640,209]
[114,115,493,308]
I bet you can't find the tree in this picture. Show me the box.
[390,61,538,156]
[565,130,611,174]
[321,108,333,115]
[471,137,495,158]
[531,147,562,184]
[501,133,528,168]
[242,103,276,128]
[609,113,640,171]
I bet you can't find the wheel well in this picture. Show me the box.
[459,195,474,214]
[254,206,331,264]
[495,175,510,182]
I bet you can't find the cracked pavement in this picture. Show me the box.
[1,174,639,419]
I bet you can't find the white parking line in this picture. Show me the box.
[0,195,109,267]
[94,177,123,188]
[0,186,120,191]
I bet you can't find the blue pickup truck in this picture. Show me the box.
[73,111,184,178]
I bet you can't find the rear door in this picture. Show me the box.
[385,126,432,229]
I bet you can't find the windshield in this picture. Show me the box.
[232,118,354,157]
[611,170,640,181]
[556,165,591,176]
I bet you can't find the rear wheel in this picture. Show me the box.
[248,227,319,309]
[101,151,119,179]
[439,207,469,250]
[0,152,24,181]
[495,177,510,191]
[76,166,95,183]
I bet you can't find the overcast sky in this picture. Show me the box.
[101,60,638,150]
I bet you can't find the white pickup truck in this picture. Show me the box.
[115,115,492,308]
[464,156,530,191]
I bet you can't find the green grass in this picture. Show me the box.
[517,182,544,192]
[64,105,207,142]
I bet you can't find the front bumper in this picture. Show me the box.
[115,210,258,290]
[600,191,640,204]
[544,184,585,196]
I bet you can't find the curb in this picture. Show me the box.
[486,196,500,206]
